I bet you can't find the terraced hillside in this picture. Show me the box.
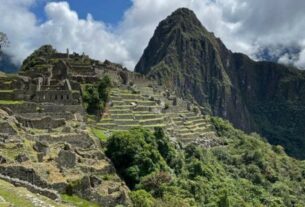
[94,83,220,148]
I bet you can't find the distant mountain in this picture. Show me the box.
[0,52,18,73]
[135,8,305,159]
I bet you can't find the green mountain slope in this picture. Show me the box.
[135,8,305,159]
[105,122,305,207]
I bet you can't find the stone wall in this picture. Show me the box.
[33,90,81,105]
[69,64,95,76]
[30,133,95,149]
[0,91,15,100]
[16,116,66,129]
[71,75,99,84]
[18,112,73,120]
[0,165,50,189]
[1,102,84,115]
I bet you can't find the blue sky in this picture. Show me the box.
[32,0,132,25]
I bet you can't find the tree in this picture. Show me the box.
[105,128,168,188]
[83,85,101,114]
[82,75,112,117]
[98,75,112,103]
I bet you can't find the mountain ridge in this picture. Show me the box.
[135,7,305,158]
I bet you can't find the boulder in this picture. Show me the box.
[56,149,76,169]
[33,141,49,155]
[15,154,29,163]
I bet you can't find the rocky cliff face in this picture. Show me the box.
[135,8,305,158]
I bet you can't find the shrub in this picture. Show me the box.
[130,190,155,207]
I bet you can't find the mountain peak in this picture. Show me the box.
[135,8,223,75]
[161,7,208,34]
[170,7,197,18]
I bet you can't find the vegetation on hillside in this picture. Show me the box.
[82,75,112,116]
[106,119,305,207]
[21,45,56,71]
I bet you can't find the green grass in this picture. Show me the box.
[92,128,107,141]
[0,90,14,93]
[61,194,100,207]
[0,100,24,105]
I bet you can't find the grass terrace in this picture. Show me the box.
[0,100,24,105]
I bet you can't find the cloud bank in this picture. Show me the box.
[1,0,305,70]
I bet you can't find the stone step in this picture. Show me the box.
[111,100,125,106]
[134,114,161,120]
[191,126,208,133]
[142,124,167,129]
[99,119,114,124]
[192,119,208,124]
[96,123,117,129]
[172,117,182,122]
[200,131,217,137]
[110,96,123,101]
[139,118,164,125]
[123,100,156,106]
[133,106,161,112]
[111,114,134,119]
[109,109,130,114]
[173,121,184,126]
[178,132,199,138]
[114,119,139,125]
[112,105,132,109]
[114,125,141,130]
[186,117,204,122]
[177,128,191,133]
[195,122,211,128]
[118,94,143,99]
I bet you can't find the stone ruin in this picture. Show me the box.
[0,48,132,207]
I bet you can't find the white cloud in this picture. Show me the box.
[1,0,305,70]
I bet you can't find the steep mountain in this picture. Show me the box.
[135,8,305,159]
